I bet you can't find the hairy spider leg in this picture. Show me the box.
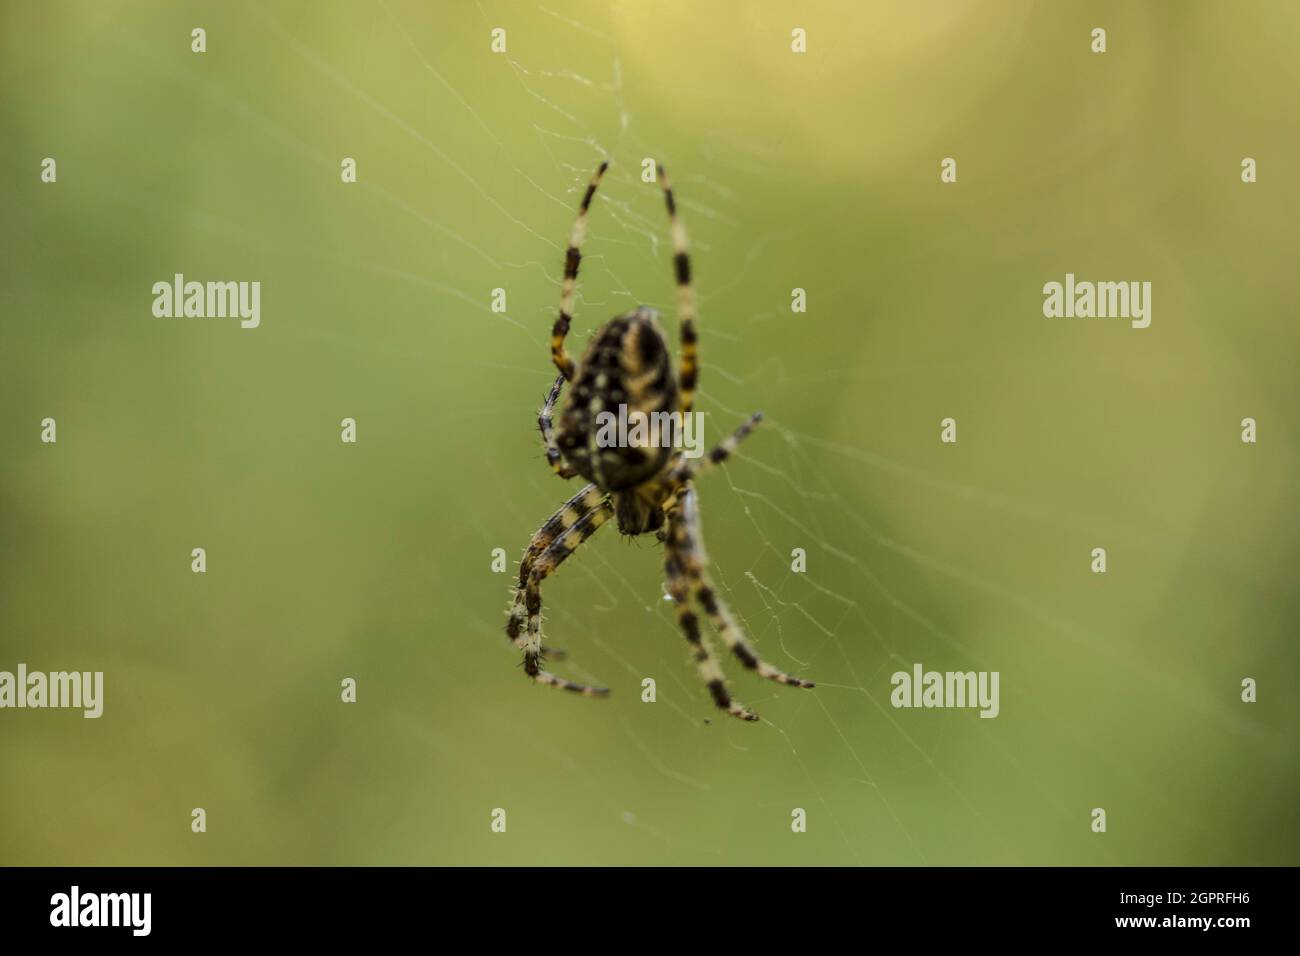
[671,485,814,696]
[551,161,609,382]
[521,498,615,696]
[506,482,606,657]
[539,373,578,479]
[669,411,764,493]
[665,534,756,721]
[655,163,698,419]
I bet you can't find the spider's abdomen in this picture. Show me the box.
[557,306,679,492]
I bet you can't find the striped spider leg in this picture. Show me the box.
[662,424,814,722]
[550,161,608,382]
[505,481,613,694]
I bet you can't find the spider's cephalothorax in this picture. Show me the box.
[504,160,815,722]
[557,306,677,535]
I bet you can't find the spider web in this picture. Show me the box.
[82,0,1294,865]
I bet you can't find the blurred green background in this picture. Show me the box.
[2,0,1296,866]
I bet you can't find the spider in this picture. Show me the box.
[504,160,814,722]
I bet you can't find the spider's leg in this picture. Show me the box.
[522,498,615,696]
[655,163,698,416]
[665,531,757,722]
[674,484,815,691]
[552,161,608,382]
[672,411,763,485]
[539,373,579,479]
[506,482,603,653]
